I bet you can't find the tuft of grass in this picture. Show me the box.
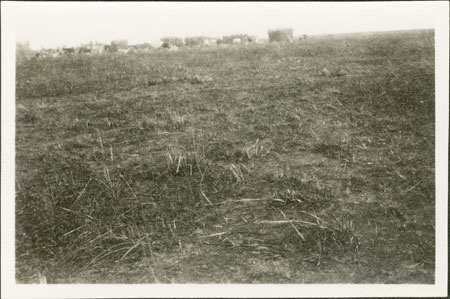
[167,110,186,130]
[229,163,245,183]
[166,147,207,177]
[241,139,271,159]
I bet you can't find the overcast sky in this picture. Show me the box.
[12,2,440,50]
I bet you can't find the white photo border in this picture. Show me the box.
[2,2,448,298]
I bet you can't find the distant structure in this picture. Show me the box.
[204,38,218,46]
[268,28,294,43]
[221,34,255,45]
[149,41,163,49]
[26,29,296,60]
[185,36,218,47]
[117,48,129,54]
[91,44,105,54]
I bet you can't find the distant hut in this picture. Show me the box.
[91,44,105,54]
[149,41,163,49]
[206,38,218,46]
[222,34,253,45]
[268,28,294,43]
[232,38,241,45]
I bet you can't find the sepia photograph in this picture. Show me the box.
[1,1,448,298]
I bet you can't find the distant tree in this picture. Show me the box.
[110,39,129,52]
[268,28,294,43]
[109,44,118,53]
[160,37,184,48]
[184,36,206,47]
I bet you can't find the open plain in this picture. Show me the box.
[15,29,435,283]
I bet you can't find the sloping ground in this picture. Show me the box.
[15,30,435,283]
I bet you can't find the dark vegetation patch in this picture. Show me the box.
[313,143,351,160]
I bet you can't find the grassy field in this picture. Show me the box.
[15,29,435,283]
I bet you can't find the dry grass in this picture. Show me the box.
[15,29,435,283]
[167,110,186,130]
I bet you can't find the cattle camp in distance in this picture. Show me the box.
[20,29,308,59]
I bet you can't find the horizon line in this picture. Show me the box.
[18,27,434,50]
